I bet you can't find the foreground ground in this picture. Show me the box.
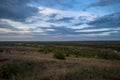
[0,41,120,80]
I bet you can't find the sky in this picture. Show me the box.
[0,0,120,41]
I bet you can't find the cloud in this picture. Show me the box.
[37,7,96,24]
[83,31,119,37]
[0,19,30,31]
[88,12,120,28]
[71,24,92,29]
[54,0,75,8]
[56,17,74,23]
[25,6,95,27]
[0,35,34,39]
[73,16,96,26]
[0,19,32,35]
[40,25,75,35]
[39,25,120,38]
[0,19,50,36]
[0,19,24,34]
[49,14,58,18]
[46,17,75,23]
[87,0,120,8]
[33,0,76,9]
[0,0,120,41]
[0,23,20,32]
[75,28,120,33]
[0,0,39,21]
[39,7,94,18]
[39,7,59,15]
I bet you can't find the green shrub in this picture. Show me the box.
[53,51,65,60]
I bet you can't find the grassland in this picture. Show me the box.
[0,41,120,80]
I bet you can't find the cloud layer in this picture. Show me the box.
[87,0,120,7]
[0,0,120,41]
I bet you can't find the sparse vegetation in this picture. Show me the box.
[0,41,120,80]
[37,44,120,60]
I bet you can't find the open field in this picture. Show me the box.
[0,41,120,80]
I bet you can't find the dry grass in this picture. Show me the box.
[0,45,120,80]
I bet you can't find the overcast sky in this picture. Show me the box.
[0,0,120,41]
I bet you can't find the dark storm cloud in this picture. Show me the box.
[88,12,120,28]
[0,0,39,21]
[88,0,120,8]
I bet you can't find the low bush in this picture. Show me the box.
[53,51,65,60]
